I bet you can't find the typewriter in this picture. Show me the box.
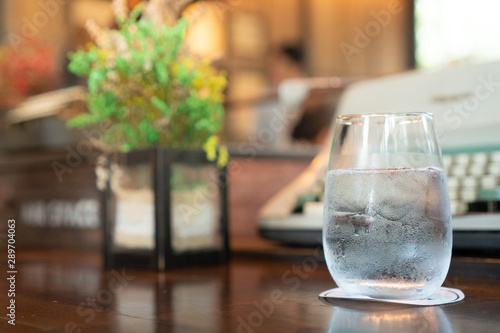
[258,61,500,253]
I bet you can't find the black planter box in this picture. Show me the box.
[103,148,229,271]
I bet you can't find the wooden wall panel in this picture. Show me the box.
[306,0,338,76]
[305,0,412,77]
[266,0,302,46]
[232,0,302,47]
[0,153,102,251]
[228,157,312,239]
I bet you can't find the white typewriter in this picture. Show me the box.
[259,61,500,252]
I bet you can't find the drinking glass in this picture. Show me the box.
[323,113,452,299]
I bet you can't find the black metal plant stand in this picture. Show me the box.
[102,148,229,271]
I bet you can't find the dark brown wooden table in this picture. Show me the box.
[1,240,500,332]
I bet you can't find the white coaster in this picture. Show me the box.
[319,287,465,306]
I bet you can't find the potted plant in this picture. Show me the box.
[67,0,229,271]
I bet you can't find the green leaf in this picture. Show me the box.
[151,96,170,116]
[66,114,97,128]
[68,51,90,76]
[154,62,169,85]
[116,57,131,76]
[88,92,118,118]
[88,69,107,93]
[139,120,159,144]
[121,143,133,152]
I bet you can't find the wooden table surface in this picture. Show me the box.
[1,241,500,333]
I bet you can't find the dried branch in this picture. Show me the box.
[144,0,199,25]
[175,0,200,18]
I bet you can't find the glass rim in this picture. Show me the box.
[336,112,434,120]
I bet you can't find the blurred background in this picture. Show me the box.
[1,0,500,248]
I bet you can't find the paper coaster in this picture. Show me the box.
[319,287,465,306]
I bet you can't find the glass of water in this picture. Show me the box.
[323,113,452,299]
